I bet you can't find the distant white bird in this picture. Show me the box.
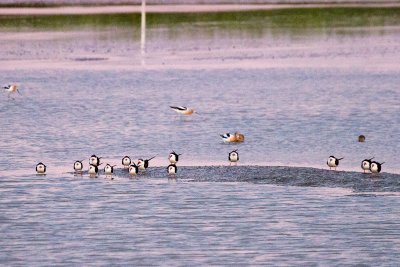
[3,85,21,98]
[370,161,384,174]
[89,155,102,167]
[137,156,156,171]
[361,157,374,173]
[74,160,84,172]
[88,164,99,176]
[122,156,131,169]
[229,149,239,165]
[129,163,139,176]
[104,164,116,175]
[167,164,177,175]
[36,162,46,174]
[169,151,181,164]
[170,106,197,115]
[327,155,343,170]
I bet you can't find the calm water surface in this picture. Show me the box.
[0,8,400,265]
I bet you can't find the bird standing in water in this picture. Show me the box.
[170,106,197,116]
[3,85,21,99]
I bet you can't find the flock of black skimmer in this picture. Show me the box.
[3,85,386,176]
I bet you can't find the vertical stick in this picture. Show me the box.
[140,0,146,58]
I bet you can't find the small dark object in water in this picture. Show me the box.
[358,135,366,142]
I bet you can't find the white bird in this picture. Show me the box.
[3,84,21,98]
[137,156,156,171]
[327,155,343,170]
[89,155,102,167]
[170,106,197,115]
[129,163,139,176]
[88,164,98,176]
[167,164,177,175]
[229,150,239,165]
[74,160,84,172]
[361,157,374,173]
[36,162,46,174]
[370,161,385,174]
[169,151,181,164]
[122,156,131,169]
[104,164,115,175]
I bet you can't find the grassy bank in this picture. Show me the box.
[0,7,400,30]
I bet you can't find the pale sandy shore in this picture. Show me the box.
[1,3,400,15]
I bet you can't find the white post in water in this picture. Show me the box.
[140,0,146,62]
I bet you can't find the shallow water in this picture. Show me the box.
[1,171,400,265]
[0,7,400,265]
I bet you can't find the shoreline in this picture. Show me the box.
[1,3,400,16]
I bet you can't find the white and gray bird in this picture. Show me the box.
[74,160,84,172]
[370,161,385,174]
[167,164,177,175]
[122,156,131,169]
[137,156,156,171]
[229,149,239,165]
[36,162,46,174]
[169,151,181,164]
[327,155,343,170]
[361,157,374,173]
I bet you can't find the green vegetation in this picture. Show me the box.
[1,7,399,31]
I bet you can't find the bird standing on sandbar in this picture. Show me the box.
[137,156,156,171]
[129,163,139,176]
[361,157,374,173]
[229,149,239,165]
[104,164,116,176]
[167,164,177,176]
[88,164,99,176]
[327,155,343,171]
[122,156,131,169]
[370,161,384,174]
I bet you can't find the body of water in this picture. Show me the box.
[0,7,399,265]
